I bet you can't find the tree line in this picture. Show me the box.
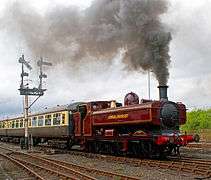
[181,109,211,132]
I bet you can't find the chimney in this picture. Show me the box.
[158,85,168,101]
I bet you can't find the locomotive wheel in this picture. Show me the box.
[94,141,101,153]
[129,142,141,157]
[112,142,121,156]
[157,146,167,159]
[89,141,121,155]
[140,141,154,158]
[165,145,174,156]
[86,141,95,153]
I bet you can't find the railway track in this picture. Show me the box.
[48,148,211,179]
[186,142,211,149]
[0,145,140,180]
[0,152,44,180]
[1,142,211,179]
[35,144,211,178]
[110,156,211,178]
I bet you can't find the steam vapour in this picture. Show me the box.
[3,0,171,85]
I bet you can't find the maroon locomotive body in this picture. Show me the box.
[71,86,197,157]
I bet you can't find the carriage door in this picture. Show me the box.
[78,105,87,136]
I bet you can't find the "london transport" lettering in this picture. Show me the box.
[108,114,128,120]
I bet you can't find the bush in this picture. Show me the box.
[181,109,211,132]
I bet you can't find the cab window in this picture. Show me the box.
[79,105,87,120]
[45,115,52,126]
[38,116,44,126]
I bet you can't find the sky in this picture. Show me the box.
[0,0,211,118]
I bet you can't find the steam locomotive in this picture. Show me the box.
[0,85,198,157]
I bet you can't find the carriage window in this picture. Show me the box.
[12,121,15,128]
[7,121,10,128]
[1,122,3,128]
[45,115,52,126]
[8,121,12,128]
[15,120,19,128]
[38,116,44,126]
[61,114,65,124]
[53,113,61,125]
[20,119,23,128]
[4,122,7,128]
[32,117,37,127]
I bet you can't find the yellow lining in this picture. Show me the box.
[93,119,152,126]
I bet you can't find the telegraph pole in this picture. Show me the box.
[148,70,151,100]
[18,55,52,150]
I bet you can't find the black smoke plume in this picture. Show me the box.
[2,0,171,85]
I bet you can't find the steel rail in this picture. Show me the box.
[0,144,140,180]
[11,152,97,180]
[0,152,45,180]
[0,146,96,180]
[36,144,211,178]
[41,156,140,180]
[186,143,211,149]
[38,145,211,178]
[1,144,211,178]
[9,156,80,180]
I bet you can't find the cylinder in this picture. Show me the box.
[158,85,168,100]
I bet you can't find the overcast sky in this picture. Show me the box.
[0,0,211,118]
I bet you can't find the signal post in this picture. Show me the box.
[24,95,29,149]
[18,55,52,150]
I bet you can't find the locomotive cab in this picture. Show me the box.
[78,105,87,121]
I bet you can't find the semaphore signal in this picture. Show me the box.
[18,54,52,150]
